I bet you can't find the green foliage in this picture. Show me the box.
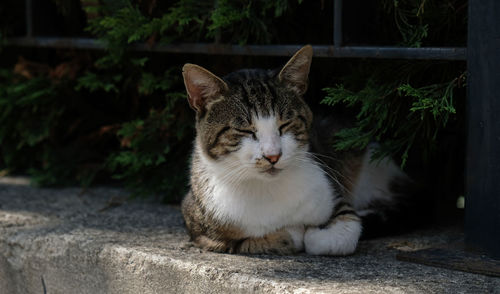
[74,63,193,200]
[0,68,108,186]
[138,68,179,95]
[0,56,192,198]
[207,0,302,44]
[159,0,213,40]
[87,0,302,50]
[0,70,60,168]
[322,71,466,168]
[86,4,152,66]
[399,81,458,124]
[73,1,205,200]
[320,1,467,168]
[107,92,193,200]
[75,71,122,93]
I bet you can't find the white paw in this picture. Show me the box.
[304,220,362,255]
[285,225,305,251]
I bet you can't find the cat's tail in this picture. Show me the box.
[347,145,433,239]
[356,175,432,239]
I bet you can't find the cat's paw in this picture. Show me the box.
[237,230,298,255]
[304,220,362,255]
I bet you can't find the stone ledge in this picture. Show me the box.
[0,177,498,293]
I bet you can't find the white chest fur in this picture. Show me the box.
[203,159,335,237]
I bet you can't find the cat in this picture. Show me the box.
[180,45,408,255]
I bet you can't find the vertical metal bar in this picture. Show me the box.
[25,0,33,37]
[333,0,343,47]
[465,0,500,259]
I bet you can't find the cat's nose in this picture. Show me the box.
[263,153,281,164]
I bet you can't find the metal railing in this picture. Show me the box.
[6,37,466,60]
[7,0,466,60]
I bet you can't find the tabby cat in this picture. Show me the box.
[181,45,407,255]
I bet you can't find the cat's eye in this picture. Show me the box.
[235,128,257,140]
[279,121,292,136]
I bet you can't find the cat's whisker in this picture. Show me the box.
[217,163,257,186]
[313,160,354,187]
[219,167,247,185]
[292,157,354,197]
[308,151,345,164]
[305,152,355,186]
[306,154,357,190]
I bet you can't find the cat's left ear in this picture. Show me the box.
[278,45,313,95]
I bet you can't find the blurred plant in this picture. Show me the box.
[72,56,193,200]
[0,64,114,186]
[107,92,193,200]
[0,69,61,173]
[86,0,303,49]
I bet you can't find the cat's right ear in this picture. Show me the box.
[182,64,228,113]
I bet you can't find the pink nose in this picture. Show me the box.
[263,153,281,164]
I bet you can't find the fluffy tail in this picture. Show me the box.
[357,175,432,239]
[347,146,432,239]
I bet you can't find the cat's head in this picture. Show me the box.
[182,45,313,181]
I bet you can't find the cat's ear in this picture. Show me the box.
[182,64,228,113]
[278,45,313,95]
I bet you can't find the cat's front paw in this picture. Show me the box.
[237,229,299,255]
[304,220,362,255]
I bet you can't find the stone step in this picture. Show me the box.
[0,177,498,293]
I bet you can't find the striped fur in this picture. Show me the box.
[181,46,404,255]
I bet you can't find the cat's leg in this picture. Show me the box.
[304,202,362,255]
[191,226,304,255]
[193,235,234,252]
[234,226,305,255]
[192,232,296,255]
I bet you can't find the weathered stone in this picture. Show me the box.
[0,177,499,293]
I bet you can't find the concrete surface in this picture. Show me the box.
[0,176,499,294]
